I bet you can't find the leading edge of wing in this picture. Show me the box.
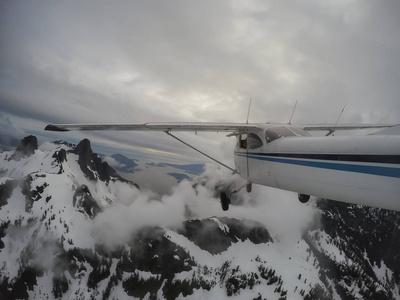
[45,122,261,132]
[301,124,398,131]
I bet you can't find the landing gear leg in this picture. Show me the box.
[220,192,230,211]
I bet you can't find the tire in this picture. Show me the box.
[298,194,310,203]
[220,192,230,211]
[246,183,252,193]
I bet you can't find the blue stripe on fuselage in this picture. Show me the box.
[235,152,400,178]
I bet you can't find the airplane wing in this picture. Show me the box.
[45,122,398,133]
[301,124,398,132]
[45,122,261,132]
[371,124,400,135]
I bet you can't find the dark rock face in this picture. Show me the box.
[52,148,67,163]
[72,139,96,180]
[72,139,118,182]
[20,174,49,213]
[70,139,139,188]
[10,135,38,160]
[73,139,93,167]
[305,199,400,299]
[52,149,67,174]
[121,227,196,275]
[73,185,101,218]
[0,220,9,250]
[0,180,17,209]
[178,217,273,254]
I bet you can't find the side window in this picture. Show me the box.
[247,133,263,149]
[238,134,247,149]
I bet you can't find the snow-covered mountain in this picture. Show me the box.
[1,136,399,299]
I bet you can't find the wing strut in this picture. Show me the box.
[166,132,238,174]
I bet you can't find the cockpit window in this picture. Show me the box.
[265,126,296,143]
[239,134,247,149]
[247,133,263,149]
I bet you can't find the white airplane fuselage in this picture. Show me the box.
[234,126,400,211]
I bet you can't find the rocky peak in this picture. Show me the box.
[10,135,38,161]
[72,139,118,182]
[52,149,67,166]
[72,139,93,166]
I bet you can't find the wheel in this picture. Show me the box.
[246,183,252,193]
[220,192,230,211]
[298,194,310,203]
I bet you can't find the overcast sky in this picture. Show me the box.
[1,0,400,163]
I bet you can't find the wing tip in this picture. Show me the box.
[45,124,69,132]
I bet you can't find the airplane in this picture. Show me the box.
[45,121,400,211]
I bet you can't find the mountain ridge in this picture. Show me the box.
[1,136,399,299]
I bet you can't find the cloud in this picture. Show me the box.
[103,156,126,170]
[0,113,25,150]
[1,0,399,159]
[91,163,317,248]
[91,181,188,246]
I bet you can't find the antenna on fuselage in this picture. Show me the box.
[327,104,347,136]
[334,104,347,128]
[288,100,298,124]
[246,97,252,124]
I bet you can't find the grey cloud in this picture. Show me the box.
[1,0,399,159]
[0,113,25,150]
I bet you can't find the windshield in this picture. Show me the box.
[289,126,311,137]
[265,126,296,143]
